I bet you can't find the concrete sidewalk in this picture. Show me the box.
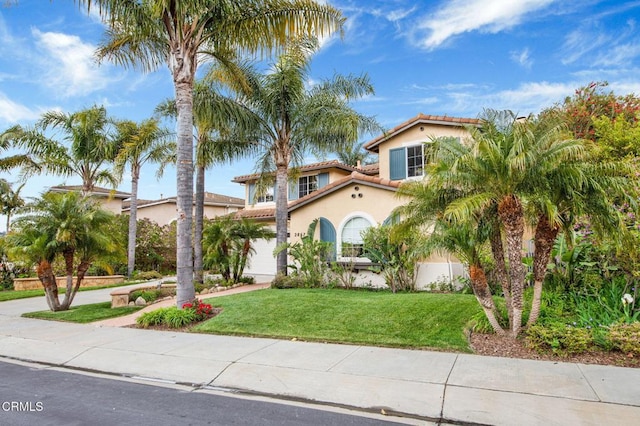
[1,284,639,425]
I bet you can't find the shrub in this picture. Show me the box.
[526,323,594,355]
[163,307,197,328]
[271,273,306,289]
[129,289,162,303]
[135,270,163,281]
[182,300,214,321]
[608,322,640,355]
[136,307,173,328]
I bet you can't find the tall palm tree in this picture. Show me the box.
[11,105,118,195]
[0,126,36,172]
[8,192,118,311]
[113,118,175,279]
[221,37,380,274]
[155,77,252,284]
[78,0,344,308]
[0,180,25,232]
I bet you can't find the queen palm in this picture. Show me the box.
[12,105,118,195]
[8,192,118,311]
[222,37,380,274]
[0,180,25,232]
[155,76,253,284]
[78,0,343,308]
[113,118,175,279]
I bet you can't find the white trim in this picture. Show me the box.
[336,212,377,261]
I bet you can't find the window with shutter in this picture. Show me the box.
[389,147,406,180]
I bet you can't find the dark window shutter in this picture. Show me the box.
[389,147,406,180]
[288,181,298,200]
[248,183,256,205]
[319,217,337,261]
[318,173,329,188]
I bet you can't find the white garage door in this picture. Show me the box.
[244,229,277,276]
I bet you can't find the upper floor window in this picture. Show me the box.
[256,188,274,203]
[298,175,318,198]
[389,144,425,180]
[406,145,424,178]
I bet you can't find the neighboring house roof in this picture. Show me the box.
[231,160,363,183]
[122,192,244,212]
[235,208,276,220]
[358,163,379,175]
[48,185,131,199]
[363,113,480,153]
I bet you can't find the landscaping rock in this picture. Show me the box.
[134,296,147,306]
[128,301,135,306]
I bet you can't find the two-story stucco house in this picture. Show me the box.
[233,113,481,288]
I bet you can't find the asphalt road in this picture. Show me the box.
[0,360,409,426]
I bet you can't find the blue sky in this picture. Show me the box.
[1,0,640,228]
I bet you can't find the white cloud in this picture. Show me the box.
[593,42,640,67]
[411,0,556,50]
[511,47,533,69]
[0,92,41,124]
[31,28,117,98]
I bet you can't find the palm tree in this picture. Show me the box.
[155,77,253,284]
[232,218,276,280]
[78,0,344,308]
[8,192,118,311]
[336,140,371,167]
[12,105,118,195]
[0,180,25,232]
[409,110,602,336]
[523,110,631,326]
[221,37,380,274]
[0,126,36,172]
[113,118,175,279]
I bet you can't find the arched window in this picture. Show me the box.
[339,214,374,259]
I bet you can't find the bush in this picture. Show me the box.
[136,307,173,328]
[135,270,163,281]
[526,323,594,355]
[608,322,640,355]
[271,273,307,289]
[129,289,162,303]
[163,307,197,328]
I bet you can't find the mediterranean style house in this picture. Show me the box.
[233,113,481,288]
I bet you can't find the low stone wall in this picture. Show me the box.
[13,275,126,291]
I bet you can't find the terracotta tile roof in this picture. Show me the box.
[48,185,131,199]
[364,113,480,152]
[288,171,400,212]
[358,163,379,175]
[232,160,360,183]
[234,208,276,220]
[122,192,244,211]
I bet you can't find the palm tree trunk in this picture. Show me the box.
[527,214,559,327]
[60,249,76,311]
[469,264,505,335]
[127,167,140,279]
[65,260,90,309]
[194,164,205,285]
[489,226,513,325]
[174,78,196,308]
[275,164,289,275]
[498,195,526,336]
[37,260,60,312]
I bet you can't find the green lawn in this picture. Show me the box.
[0,280,147,302]
[195,288,482,352]
[22,302,142,323]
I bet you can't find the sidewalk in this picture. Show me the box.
[1,283,639,425]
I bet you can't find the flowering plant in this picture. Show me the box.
[182,299,214,321]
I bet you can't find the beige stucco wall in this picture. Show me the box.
[135,203,240,226]
[378,123,472,181]
[98,197,125,215]
[242,168,354,209]
[289,183,402,246]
